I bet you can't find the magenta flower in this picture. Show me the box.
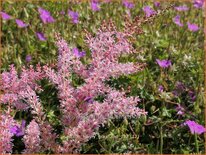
[25,55,32,62]
[10,120,26,137]
[174,5,189,11]
[184,120,206,134]
[158,85,164,92]
[0,11,11,20]
[175,105,185,116]
[15,19,29,28]
[154,2,160,7]
[143,6,156,17]
[36,32,47,41]
[193,0,204,8]
[187,22,199,32]
[173,15,183,27]
[68,10,79,24]
[73,47,86,58]
[156,59,171,68]
[91,0,101,11]
[122,0,134,9]
[38,7,55,24]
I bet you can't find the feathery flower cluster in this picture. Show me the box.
[0,17,147,153]
[23,120,41,153]
[0,112,16,153]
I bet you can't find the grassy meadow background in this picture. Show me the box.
[0,0,205,154]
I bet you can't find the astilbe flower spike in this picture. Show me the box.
[42,19,147,153]
[23,120,41,153]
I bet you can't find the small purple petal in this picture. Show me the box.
[0,11,11,20]
[73,47,86,58]
[91,1,101,11]
[36,32,47,41]
[187,22,199,32]
[154,2,160,7]
[158,85,164,92]
[122,0,134,9]
[156,59,171,68]
[193,0,204,8]
[174,5,189,11]
[143,6,156,17]
[38,7,55,24]
[15,19,28,28]
[68,10,79,24]
[26,55,32,62]
[173,15,183,27]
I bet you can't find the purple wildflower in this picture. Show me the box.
[188,90,196,102]
[175,104,185,116]
[193,0,204,8]
[38,7,55,24]
[187,22,199,32]
[68,10,79,24]
[174,5,189,11]
[25,55,32,63]
[84,97,93,103]
[60,10,65,15]
[158,85,164,92]
[73,47,86,58]
[173,15,183,27]
[143,6,156,17]
[10,120,26,137]
[122,0,135,9]
[154,2,160,7]
[15,19,28,28]
[91,0,101,11]
[156,59,172,68]
[184,120,206,134]
[0,11,11,20]
[36,32,47,41]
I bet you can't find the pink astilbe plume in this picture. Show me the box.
[43,19,146,153]
[0,64,44,111]
[0,112,16,153]
[23,120,41,153]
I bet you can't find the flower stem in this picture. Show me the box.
[194,133,199,153]
[160,125,163,154]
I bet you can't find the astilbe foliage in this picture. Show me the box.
[0,19,147,153]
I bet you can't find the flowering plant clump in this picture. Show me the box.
[0,19,147,153]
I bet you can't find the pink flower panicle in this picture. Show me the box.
[23,120,41,153]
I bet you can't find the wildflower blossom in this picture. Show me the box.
[15,19,28,28]
[10,120,26,137]
[154,2,160,7]
[174,5,189,11]
[173,15,183,27]
[143,6,156,17]
[156,59,171,68]
[193,0,204,8]
[68,10,79,24]
[26,55,32,62]
[0,11,11,20]
[158,85,164,92]
[38,7,55,24]
[184,120,206,134]
[23,120,41,153]
[122,0,134,9]
[73,47,86,58]
[188,90,196,102]
[90,0,100,11]
[175,104,185,116]
[187,22,199,32]
[36,32,47,41]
